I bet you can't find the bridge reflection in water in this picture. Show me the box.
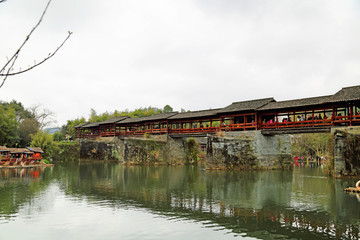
[0,163,359,239]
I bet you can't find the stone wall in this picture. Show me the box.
[122,137,188,165]
[333,129,360,176]
[79,137,123,160]
[80,136,191,165]
[206,131,292,170]
[79,131,292,169]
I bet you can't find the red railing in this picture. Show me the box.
[170,126,218,134]
[220,123,257,131]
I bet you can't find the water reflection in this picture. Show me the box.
[0,163,359,239]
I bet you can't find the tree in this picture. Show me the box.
[18,118,40,146]
[31,131,56,159]
[0,0,72,88]
[28,104,56,130]
[61,117,86,139]
[292,133,332,157]
[0,100,56,147]
[0,106,19,146]
[0,100,38,147]
[53,132,63,142]
[163,105,173,113]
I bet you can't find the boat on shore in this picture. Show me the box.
[0,146,53,169]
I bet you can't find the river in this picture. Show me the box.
[0,162,359,240]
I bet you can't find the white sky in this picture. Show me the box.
[1,0,360,126]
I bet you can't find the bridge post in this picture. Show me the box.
[333,131,347,176]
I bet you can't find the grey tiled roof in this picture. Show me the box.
[82,122,101,128]
[219,98,275,113]
[27,147,44,153]
[118,112,178,124]
[8,148,32,154]
[0,146,9,151]
[74,122,89,128]
[98,116,129,125]
[328,85,360,102]
[168,109,221,120]
[258,95,332,111]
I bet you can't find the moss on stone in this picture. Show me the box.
[184,138,201,165]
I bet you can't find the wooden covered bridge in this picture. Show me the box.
[75,85,360,138]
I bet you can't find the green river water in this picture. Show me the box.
[0,162,359,240]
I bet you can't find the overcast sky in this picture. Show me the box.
[1,0,360,126]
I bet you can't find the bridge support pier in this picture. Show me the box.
[206,131,292,170]
[332,127,360,177]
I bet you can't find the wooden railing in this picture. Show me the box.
[260,119,333,129]
[170,126,218,134]
[220,123,257,131]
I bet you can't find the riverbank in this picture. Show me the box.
[0,163,54,169]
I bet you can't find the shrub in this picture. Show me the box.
[185,138,200,164]
[31,131,57,159]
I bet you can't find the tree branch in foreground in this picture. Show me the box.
[0,0,72,88]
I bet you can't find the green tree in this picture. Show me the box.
[53,132,63,142]
[18,118,40,147]
[0,106,19,146]
[0,100,46,147]
[163,105,173,113]
[61,117,86,139]
[292,133,332,157]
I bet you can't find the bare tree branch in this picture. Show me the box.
[0,32,72,78]
[0,0,72,88]
[28,104,56,129]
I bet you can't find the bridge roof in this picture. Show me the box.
[219,98,275,114]
[26,147,44,153]
[329,85,360,103]
[74,122,90,128]
[117,112,178,125]
[258,95,332,111]
[98,116,129,125]
[0,146,9,152]
[168,108,221,120]
[81,122,101,128]
[8,148,33,154]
